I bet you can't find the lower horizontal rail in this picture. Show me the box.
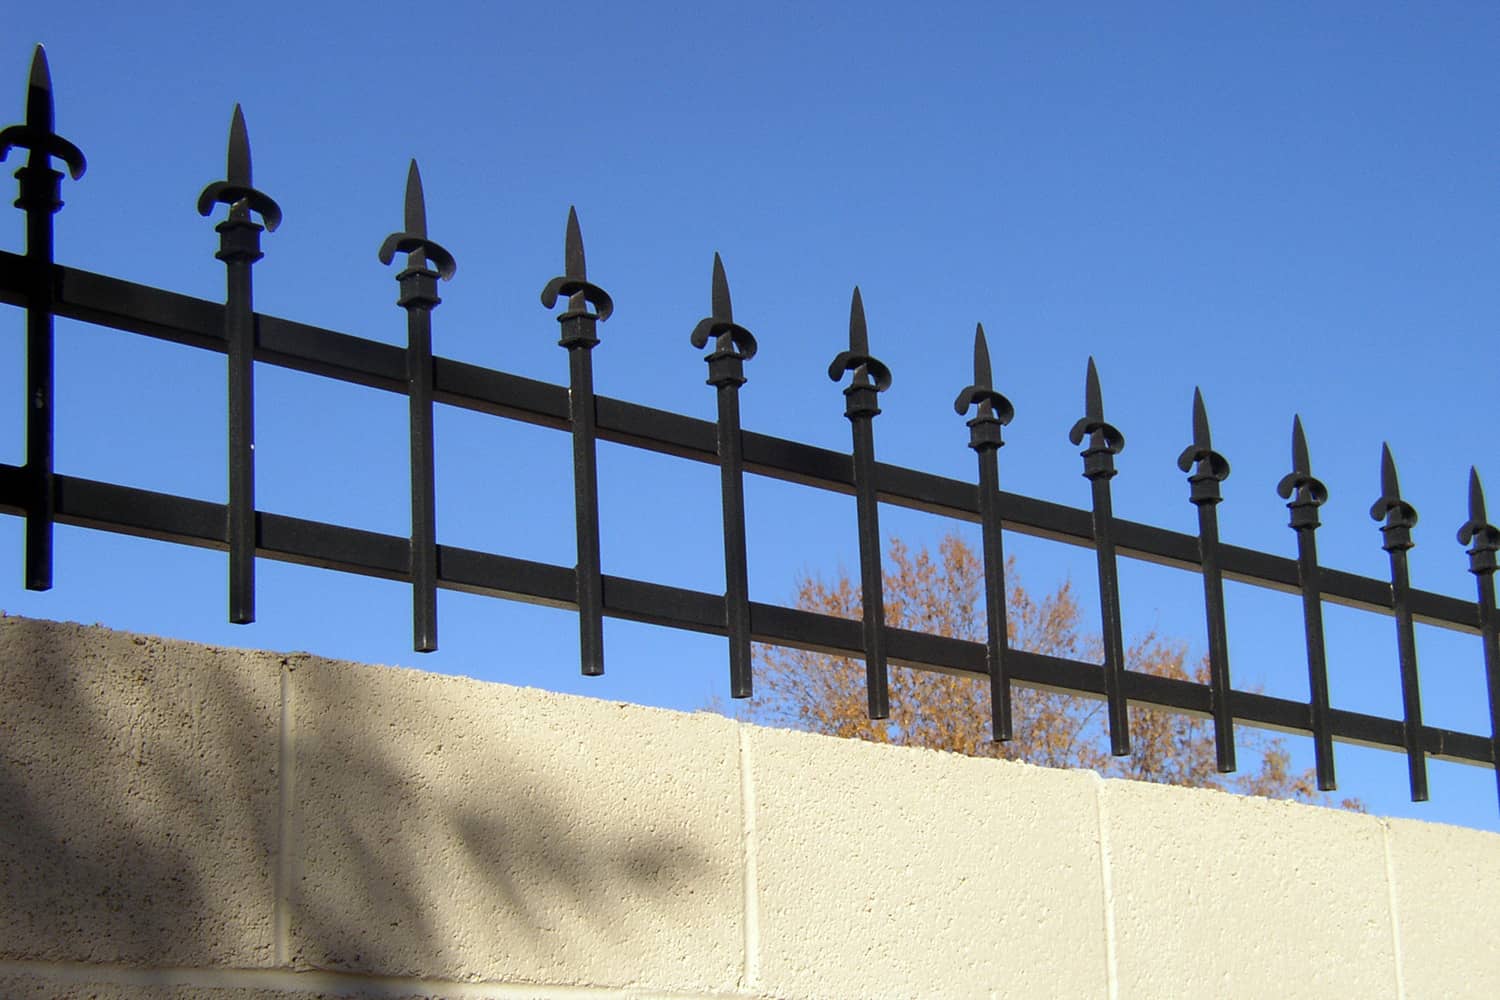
[0,463,1490,770]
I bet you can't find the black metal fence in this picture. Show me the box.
[2,47,1497,811]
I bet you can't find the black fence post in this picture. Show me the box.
[0,46,84,593]
[1457,467,1500,810]
[1069,358,1130,756]
[379,160,455,653]
[1371,443,1427,802]
[828,288,892,720]
[691,253,758,698]
[1177,389,1236,773]
[541,207,614,676]
[197,105,281,625]
[954,323,1015,742]
[1277,416,1337,791]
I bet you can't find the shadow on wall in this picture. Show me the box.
[0,616,733,987]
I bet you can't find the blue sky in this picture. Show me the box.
[3,3,1498,830]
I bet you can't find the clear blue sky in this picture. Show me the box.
[3,3,1498,830]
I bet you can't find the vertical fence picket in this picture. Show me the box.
[691,254,757,698]
[954,324,1015,743]
[378,160,454,653]
[1457,468,1500,809]
[1177,389,1236,773]
[541,208,613,676]
[1277,417,1337,790]
[197,105,280,625]
[1371,444,1428,802]
[0,46,84,593]
[828,288,892,720]
[1069,358,1130,756]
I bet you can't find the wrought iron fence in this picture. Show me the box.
[2,47,1496,810]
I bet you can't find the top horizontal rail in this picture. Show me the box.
[0,250,1480,636]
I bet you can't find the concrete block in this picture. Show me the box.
[1385,816,1500,1000]
[745,724,1110,1000]
[288,658,745,993]
[0,975,287,1000]
[1103,779,1396,999]
[0,617,281,968]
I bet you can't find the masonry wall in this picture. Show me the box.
[0,614,1495,999]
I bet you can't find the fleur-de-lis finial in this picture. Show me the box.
[827,287,892,392]
[1276,415,1328,509]
[1176,388,1230,502]
[196,104,281,231]
[540,206,613,321]
[690,252,757,362]
[378,159,456,280]
[1068,357,1125,456]
[0,45,86,180]
[953,323,1014,431]
[1370,443,1418,550]
[1458,467,1500,572]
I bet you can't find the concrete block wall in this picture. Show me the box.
[1,615,1496,999]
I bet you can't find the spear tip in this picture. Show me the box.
[710,252,732,320]
[973,322,992,389]
[1084,356,1103,421]
[227,104,251,188]
[848,286,868,354]
[28,44,51,91]
[1380,442,1401,498]
[1291,414,1310,474]
[1191,387,1210,448]
[25,44,54,131]
[564,205,586,279]
[1469,466,1487,523]
[402,159,427,237]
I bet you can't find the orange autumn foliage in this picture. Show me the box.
[743,533,1360,807]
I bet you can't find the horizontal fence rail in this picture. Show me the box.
[0,254,1483,632]
[2,46,1497,813]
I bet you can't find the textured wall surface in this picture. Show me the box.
[2,615,1496,999]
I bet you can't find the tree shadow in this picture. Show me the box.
[1,616,730,991]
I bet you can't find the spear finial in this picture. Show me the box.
[1458,467,1500,557]
[377,159,455,280]
[827,286,891,393]
[1176,387,1230,491]
[690,252,757,361]
[196,105,281,230]
[1371,443,1418,547]
[1276,414,1327,520]
[402,160,429,270]
[1068,356,1124,454]
[0,44,86,179]
[953,323,1014,433]
[540,206,612,321]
